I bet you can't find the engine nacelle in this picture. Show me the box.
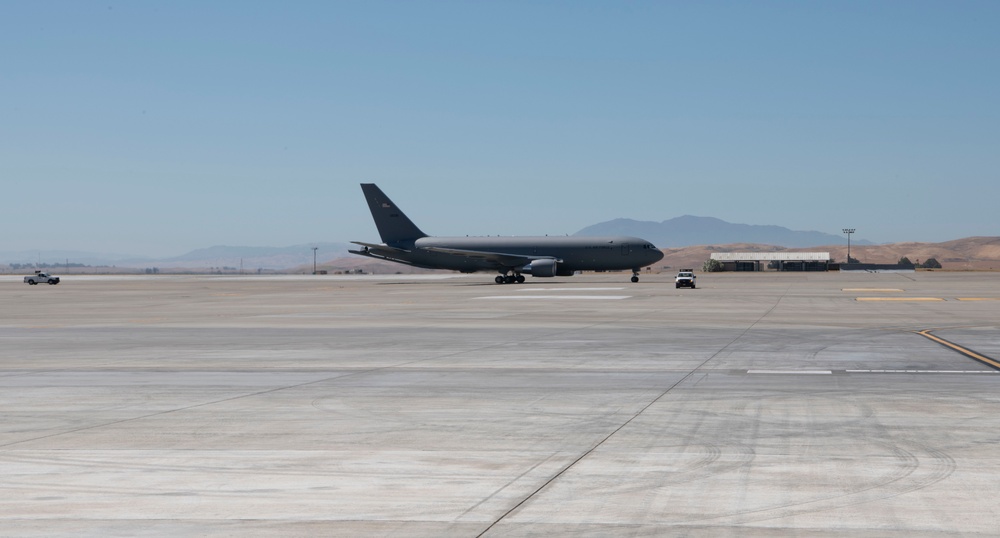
[521,259,558,277]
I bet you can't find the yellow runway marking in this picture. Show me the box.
[856,297,944,302]
[843,288,904,292]
[917,329,1000,370]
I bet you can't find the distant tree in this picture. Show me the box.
[922,258,942,269]
[702,259,723,272]
[898,257,914,267]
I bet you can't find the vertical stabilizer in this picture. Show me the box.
[360,184,428,244]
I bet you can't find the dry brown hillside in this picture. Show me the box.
[828,236,1000,270]
[661,237,1000,271]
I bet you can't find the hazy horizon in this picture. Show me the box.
[3,2,997,257]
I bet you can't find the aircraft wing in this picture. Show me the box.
[421,246,560,268]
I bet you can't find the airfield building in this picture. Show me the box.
[710,252,831,272]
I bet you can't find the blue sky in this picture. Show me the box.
[3,1,997,257]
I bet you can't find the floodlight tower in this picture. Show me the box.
[312,247,318,274]
[842,229,855,264]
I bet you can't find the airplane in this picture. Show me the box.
[350,183,665,284]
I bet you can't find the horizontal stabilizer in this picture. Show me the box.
[350,241,410,254]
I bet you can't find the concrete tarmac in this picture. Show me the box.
[2,271,999,536]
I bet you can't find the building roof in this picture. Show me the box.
[710,252,830,262]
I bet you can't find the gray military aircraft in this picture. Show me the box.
[350,183,664,284]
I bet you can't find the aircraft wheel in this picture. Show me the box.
[631,276,639,283]
[495,276,504,284]
[516,275,525,284]
[504,275,515,284]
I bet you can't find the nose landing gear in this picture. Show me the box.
[631,269,640,283]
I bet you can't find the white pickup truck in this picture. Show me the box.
[675,269,696,289]
[24,271,60,285]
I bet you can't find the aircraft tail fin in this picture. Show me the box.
[360,183,428,244]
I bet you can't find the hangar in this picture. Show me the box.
[710,252,831,272]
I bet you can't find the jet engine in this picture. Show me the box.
[521,259,558,277]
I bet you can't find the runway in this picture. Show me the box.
[2,271,999,536]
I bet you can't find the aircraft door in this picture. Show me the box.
[621,243,630,256]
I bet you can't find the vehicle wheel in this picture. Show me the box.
[49,281,58,285]
[495,276,504,284]
[28,280,36,285]
[691,285,696,289]
[675,284,680,288]
[631,276,639,283]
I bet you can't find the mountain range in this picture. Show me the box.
[0,243,351,271]
[575,216,873,248]
[6,217,991,271]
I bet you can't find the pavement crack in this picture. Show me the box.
[476,288,790,536]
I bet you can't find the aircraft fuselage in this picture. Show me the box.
[410,236,662,274]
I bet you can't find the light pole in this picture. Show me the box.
[842,229,855,264]
[312,247,318,274]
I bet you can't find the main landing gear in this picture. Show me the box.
[493,270,642,284]
[495,273,526,284]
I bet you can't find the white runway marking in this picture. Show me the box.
[477,295,630,300]
[517,287,626,292]
[748,370,832,374]
[842,288,904,292]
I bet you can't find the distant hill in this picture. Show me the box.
[575,215,873,248]
[130,243,353,270]
[0,243,353,271]
[144,243,351,270]
[0,249,140,266]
